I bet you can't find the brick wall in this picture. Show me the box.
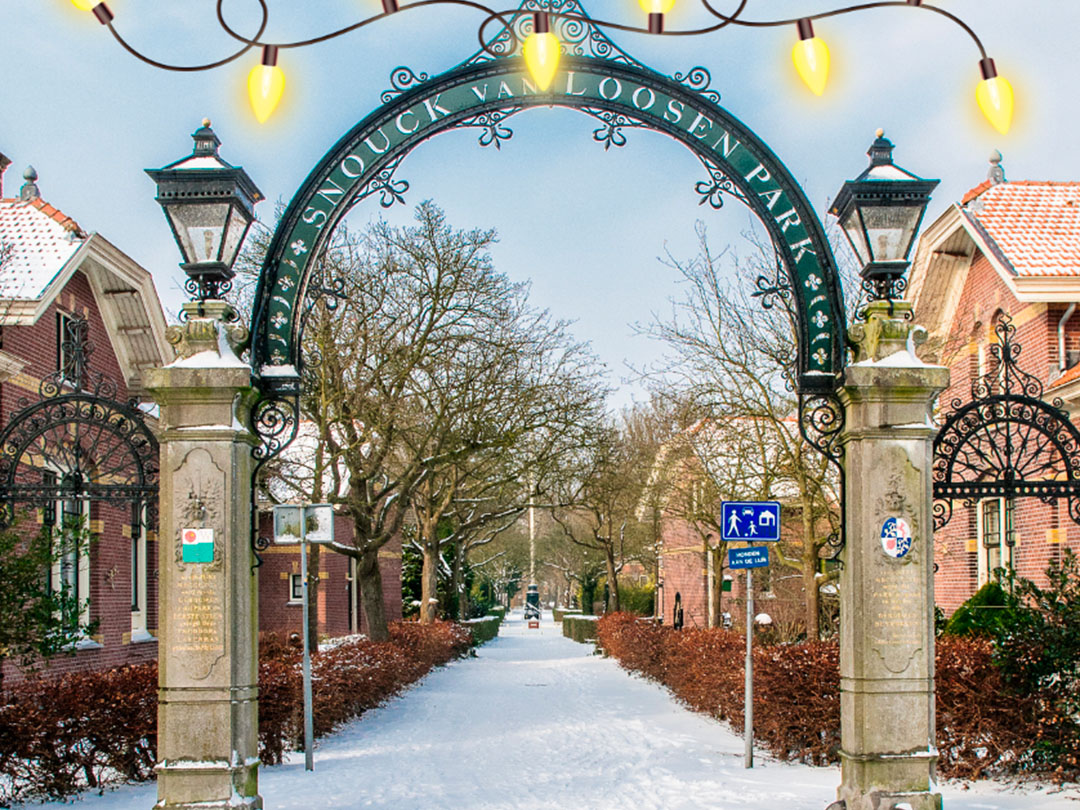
[930,252,1080,614]
[256,511,402,640]
[1,271,159,684]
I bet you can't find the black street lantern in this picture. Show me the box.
[147,119,263,302]
[829,130,939,304]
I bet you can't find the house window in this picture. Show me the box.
[978,498,1015,585]
[130,503,149,639]
[56,312,73,380]
[290,574,304,602]
[43,471,90,631]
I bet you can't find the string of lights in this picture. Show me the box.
[68,0,1014,133]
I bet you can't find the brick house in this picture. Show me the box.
[907,159,1080,613]
[256,422,403,640]
[256,511,403,639]
[646,418,812,633]
[0,159,172,681]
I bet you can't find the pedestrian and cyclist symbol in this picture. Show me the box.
[721,501,781,543]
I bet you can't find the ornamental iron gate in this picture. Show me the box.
[0,317,159,528]
[933,316,1080,530]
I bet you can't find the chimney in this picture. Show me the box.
[0,153,10,198]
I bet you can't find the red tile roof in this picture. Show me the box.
[961,181,1080,277]
[1049,361,1080,391]
[0,196,88,299]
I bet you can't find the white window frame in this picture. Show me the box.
[289,573,304,604]
[976,497,1015,586]
[130,504,151,641]
[44,477,91,635]
[56,311,75,384]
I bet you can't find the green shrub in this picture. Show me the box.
[486,606,506,622]
[942,581,1020,637]
[465,616,501,645]
[619,583,655,616]
[562,615,599,643]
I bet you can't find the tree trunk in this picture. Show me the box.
[419,539,439,624]
[604,548,620,613]
[709,545,724,629]
[357,547,389,642]
[452,548,468,620]
[307,543,320,653]
[802,500,820,640]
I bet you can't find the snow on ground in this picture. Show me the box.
[37,614,1079,809]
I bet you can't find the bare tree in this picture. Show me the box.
[639,221,851,639]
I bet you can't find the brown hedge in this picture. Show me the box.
[0,620,473,805]
[596,612,1078,781]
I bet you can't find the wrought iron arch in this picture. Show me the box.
[0,318,159,528]
[933,317,1080,529]
[250,0,846,397]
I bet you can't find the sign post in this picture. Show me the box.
[723,501,780,770]
[273,503,334,772]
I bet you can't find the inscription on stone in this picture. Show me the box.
[869,570,924,673]
[172,567,225,678]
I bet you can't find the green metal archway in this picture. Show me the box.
[248,0,847,461]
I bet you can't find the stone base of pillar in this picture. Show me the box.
[155,764,261,810]
[837,750,942,810]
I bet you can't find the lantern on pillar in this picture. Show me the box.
[829,130,938,305]
[146,120,263,302]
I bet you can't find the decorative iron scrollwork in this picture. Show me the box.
[933,315,1080,529]
[451,107,522,150]
[580,106,647,150]
[799,390,846,560]
[694,156,747,210]
[249,391,300,569]
[673,67,722,105]
[471,0,643,67]
[0,317,158,528]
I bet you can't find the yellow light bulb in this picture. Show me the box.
[247,48,285,124]
[71,0,97,9]
[637,0,676,14]
[976,75,1014,135]
[792,36,830,96]
[523,31,561,92]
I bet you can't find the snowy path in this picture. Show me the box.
[49,615,1078,809]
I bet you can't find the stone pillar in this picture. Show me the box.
[145,300,261,810]
[836,300,949,810]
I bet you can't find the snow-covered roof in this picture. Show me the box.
[0,185,173,392]
[0,197,86,299]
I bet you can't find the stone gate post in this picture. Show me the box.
[145,300,261,810]
[836,300,949,810]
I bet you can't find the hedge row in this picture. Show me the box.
[562,615,599,643]
[596,612,1079,782]
[552,607,582,622]
[462,615,501,645]
[0,621,472,805]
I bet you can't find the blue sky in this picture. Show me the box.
[2,1,1076,407]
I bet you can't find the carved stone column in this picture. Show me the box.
[145,300,261,810]
[836,300,949,810]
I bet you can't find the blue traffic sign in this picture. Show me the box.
[729,546,769,569]
[721,501,781,542]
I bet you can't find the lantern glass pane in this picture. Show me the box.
[166,202,230,265]
[859,204,922,264]
[841,215,872,267]
[219,203,252,270]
